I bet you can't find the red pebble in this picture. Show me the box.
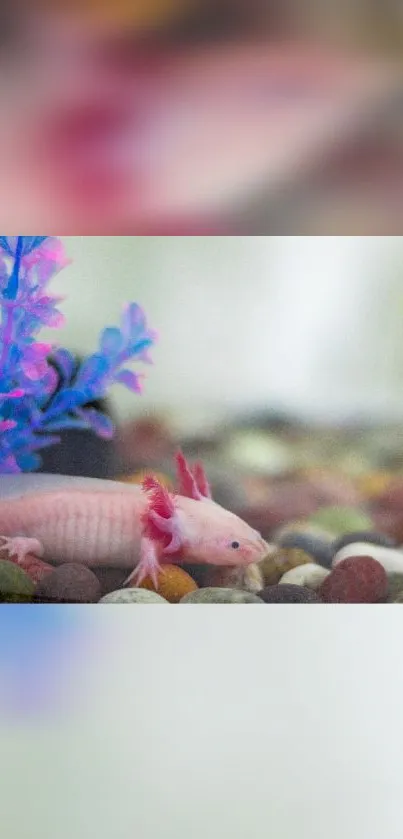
[319,556,388,604]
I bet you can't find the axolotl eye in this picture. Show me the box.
[230,541,240,549]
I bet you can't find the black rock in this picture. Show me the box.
[259,584,321,603]
[276,532,333,568]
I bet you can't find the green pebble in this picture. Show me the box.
[0,560,35,602]
[180,587,264,604]
[309,506,373,537]
[99,588,168,604]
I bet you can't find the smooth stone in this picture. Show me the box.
[0,560,35,602]
[202,563,263,594]
[35,564,102,603]
[309,507,373,536]
[333,542,403,574]
[276,532,333,568]
[139,564,198,603]
[332,531,396,554]
[259,547,313,587]
[100,588,168,603]
[320,557,387,604]
[180,587,263,604]
[259,584,321,604]
[279,563,330,590]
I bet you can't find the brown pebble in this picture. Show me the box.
[203,563,263,594]
[35,564,101,603]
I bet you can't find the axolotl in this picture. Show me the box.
[0,451,269,587]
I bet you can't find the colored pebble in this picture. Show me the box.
[275,532,333,568]
[203,563,263,594]
[333,543,403,574]
[35,564,101,603]
[279,563,330,590]
[180,587,263,603]
[319,556,387,604]
[139,564,198,603]
[259,584,321,603]
[0,560,35,602]
[309,506,373,536]
[332,531,396,554]
[259,547,313,587]
[100,588,168,603]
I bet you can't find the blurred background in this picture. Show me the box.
[1,0,403,233]
[35,235,403,543]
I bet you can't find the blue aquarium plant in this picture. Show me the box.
[0,236,157,473]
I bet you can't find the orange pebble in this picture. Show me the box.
[139,564,198,603]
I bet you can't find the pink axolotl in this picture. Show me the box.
[0,451,269,587]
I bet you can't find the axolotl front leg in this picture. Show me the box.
[125,508,185,589]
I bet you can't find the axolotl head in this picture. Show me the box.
[178,496,270,567]
[142,451,270,569]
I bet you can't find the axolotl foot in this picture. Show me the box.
[124,537,163,590]
[0,535,45,565]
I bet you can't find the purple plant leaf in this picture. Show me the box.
[0,420,17,432]
[100,327,125,358]
[43,388,84,420]
[43,418,89,433]
[138,348,154,365]
[51,348,76,381]
[20,343,53,382]
[114,369,143,393]
[121,302,146,338]
[41,308,65,329]
[0,389,25,401]
[76,408,115,439]
[74,353,110,392]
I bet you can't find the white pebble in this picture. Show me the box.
[333,542,403,574]
[279,563,330,590]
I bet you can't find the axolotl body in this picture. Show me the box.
[0,452,269,587]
